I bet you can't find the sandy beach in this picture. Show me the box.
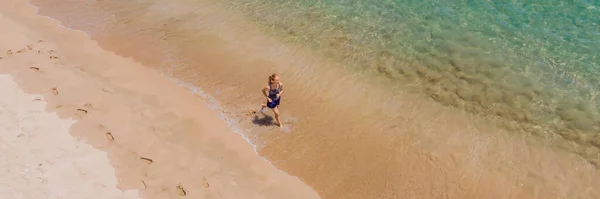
[0,74,142,199]
[0,1,319,198]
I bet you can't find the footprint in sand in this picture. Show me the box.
[105,132,115,141]
[201,177,209,188]
[72,105,92,117]
[27,44,34,50]
[176,185,187,196]
[29,67,40,72]
[244,110,257,116]
[51,87,58,95]
[140,157,154,164]
[75,108,88,117]
[6,50,12,55]
[49,56,59,59]
[101,87,114,93]
[16,48,26,53]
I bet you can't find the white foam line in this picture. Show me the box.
[25,1,317,194]
[163,75,297,173]
[27,1,94,40]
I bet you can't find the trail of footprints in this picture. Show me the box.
[2,42,212,196]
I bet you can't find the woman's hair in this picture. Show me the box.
[268,74,279,84]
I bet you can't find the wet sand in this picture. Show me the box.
[11,0,600,198]
[0,1,319,198]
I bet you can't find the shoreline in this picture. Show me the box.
[0,0,320,198]
[22,0,341,195]
[163,75,298,176]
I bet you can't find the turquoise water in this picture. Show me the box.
[224,0,600,138]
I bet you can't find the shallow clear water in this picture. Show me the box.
[225,0,600,144]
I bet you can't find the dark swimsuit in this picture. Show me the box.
[266,83,281,109]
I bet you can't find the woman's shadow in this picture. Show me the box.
[252,112,277,127]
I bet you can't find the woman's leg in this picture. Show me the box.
[259,103,267,113]
[272,106,283,127]
[261,98,273,114]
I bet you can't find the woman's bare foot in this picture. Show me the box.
[259,104,266,114]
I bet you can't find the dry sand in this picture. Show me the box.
[0,74,142,199]
[0,1,319,199]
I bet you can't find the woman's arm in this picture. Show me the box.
[277,82,284,97]
[262,85,271,100]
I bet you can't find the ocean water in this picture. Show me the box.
[27,0,600,198]
[224,0,600,159]
[226,0,600,132]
